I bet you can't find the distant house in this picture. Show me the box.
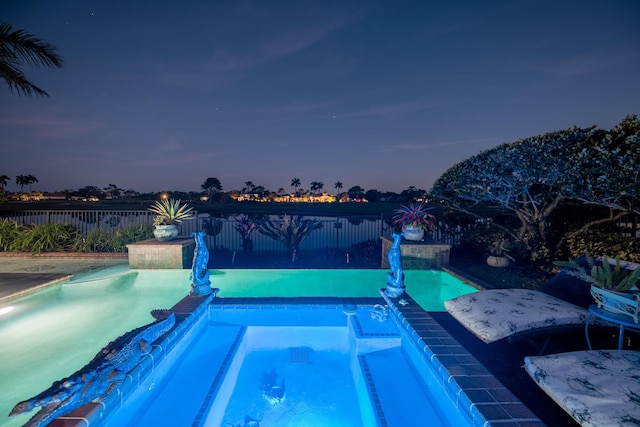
[41,192,67,200]
[7,191,66,201]
[309,192,336,203]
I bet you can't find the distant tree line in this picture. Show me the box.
[0,176,429,205]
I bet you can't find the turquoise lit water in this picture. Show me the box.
[0,268,476,427]
[210,268,476,311]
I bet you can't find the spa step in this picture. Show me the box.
[362,348,452,427]
[106,325,245,427]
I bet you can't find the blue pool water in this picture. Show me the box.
[102,305,470,427]
[0,268,476,427]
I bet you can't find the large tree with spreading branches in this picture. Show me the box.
[430,115,640,260]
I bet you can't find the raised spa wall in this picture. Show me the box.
[380,235,451,269]
[48,292,543,427]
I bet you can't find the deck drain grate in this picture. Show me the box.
[289,346,311,364]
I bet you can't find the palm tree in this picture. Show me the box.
[0,21,64,97]
[310,181,323,193]
[0,174,9,191]
[25,174,38,193]
[334,181,343,191]
[290,178,301,192]
[15,175,28,194]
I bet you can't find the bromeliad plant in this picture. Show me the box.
[553,251,640,292]
[148,199,195,226]
[391,202,436,232]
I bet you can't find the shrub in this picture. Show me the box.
[0,219,27,251]
[566,232,640,263]
[109,224,154,252]
[0,220,154,253]
[14,223,81,253]
[71,229,111,252]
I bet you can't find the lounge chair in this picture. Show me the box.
[443,265,596,350]
[524,349,640,427]
[443,288,589,346]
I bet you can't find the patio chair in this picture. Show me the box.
[524,349,640,427]
[443,288,589,349]
[443,265,595,352]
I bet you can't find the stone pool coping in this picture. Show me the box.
[47,291,218,427]
[381,291,545,427]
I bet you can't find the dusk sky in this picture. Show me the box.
[2,1,639,194]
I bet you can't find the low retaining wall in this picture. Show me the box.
[127,238,195,269]
[380,236,451,269]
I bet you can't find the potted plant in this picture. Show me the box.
[554,251,640,322]
[486,237,515,267]
[148,198,195,241]
[391,202,436,241]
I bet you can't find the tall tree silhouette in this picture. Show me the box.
[0,174,9,191]
[25,174,38,193]
[15,175,28,194]
[290,177,301,192]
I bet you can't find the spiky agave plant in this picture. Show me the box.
[148,199,195,226]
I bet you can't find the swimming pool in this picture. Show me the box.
[101,304,471,427]
[0,268,477,427]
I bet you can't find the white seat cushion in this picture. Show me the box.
[444,289,588,343]
[524,350,640,427]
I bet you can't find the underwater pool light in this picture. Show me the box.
[0,306,15,316]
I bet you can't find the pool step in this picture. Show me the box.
[361,348,451,427]
[115,325,245,427]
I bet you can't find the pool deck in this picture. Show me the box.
[0,272,73,303]
[0,256,128,302]
[0,258,585,426]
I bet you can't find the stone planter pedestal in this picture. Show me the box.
[381,236,451,270]
[127,238,195,269]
